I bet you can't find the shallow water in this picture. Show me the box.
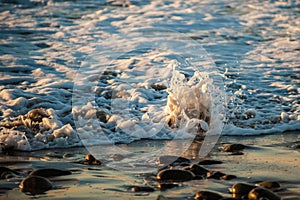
[1,132,299,199]
[0,0,300,151]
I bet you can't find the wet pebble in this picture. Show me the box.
[85,153,102,165]
[220,174,237,180]
[207,171,226,180]
[157,169,194,182]
[29,168,72,178]
[195,190,223,200]
[19,175,53,194]
[188,164,210,177]
[96,110,110,123]
[221,144,246,152]
[103,70,118,76]
[157,183,180,191]
[248,187,281,200]
[230,152,244,155]
[151,83,167,91]
[129,186,155,192]
[198,159,223,165]
[230,183,256,198]
[101,90,113,99]
[256,181,280,190]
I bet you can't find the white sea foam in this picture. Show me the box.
[0,0,299,151]
[71,28,226,149]
[0,108,81,152]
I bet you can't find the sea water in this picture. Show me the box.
[0,0,299,152]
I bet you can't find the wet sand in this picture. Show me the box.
[1,131,300,200]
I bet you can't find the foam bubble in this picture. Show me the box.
[0,108,81,152]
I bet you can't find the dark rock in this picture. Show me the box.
[248,187,281,200]
[198,160,223,165]
[230,183,256,198]
[230,152,244,155]
[129,186,155,192]
[20,175,53,194]
[257,181,280,190]
[157,155,191,166]
[195,190,223,200]
[157,169,194,182]
[85,153,102,165]
[207,171,226,180]
[151,83,167,91]
[103,71,118,76]
[19,31,33,35]
[101,90,113,99]
[29,168,72,178]
[157,183,180,191]
[188,164,210,176]
[222,144,246,152]
[96,110,110,123]
[220,174,237,180]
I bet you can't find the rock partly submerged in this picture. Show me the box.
[29,168,72,178]
[187,164,210,177]
[221,144,246,152]
[85,153,102,165]
[157,169,195,182]
[194,190,223,200]
[248,187,281,200]
[207,171,226,180]
[230,182,282,199]
[230,183,256,198]
[19,175,53,195]
[219,174,237,180]
[129,185,155,192]
[256,181,281,190]
[197,159,223,165]
[157,183,180,191]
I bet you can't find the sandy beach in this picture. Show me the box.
[1,131,299,200]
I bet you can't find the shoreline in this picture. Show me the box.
[1,131,300,199]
